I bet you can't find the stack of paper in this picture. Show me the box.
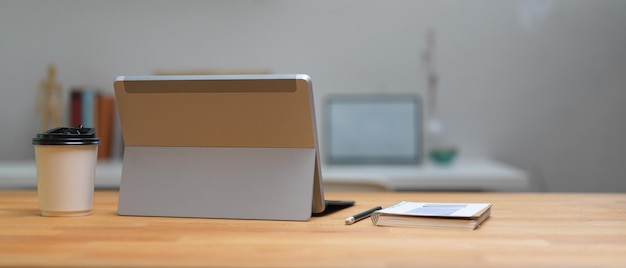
[371,201,492,230]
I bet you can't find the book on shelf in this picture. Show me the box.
[70,87,97,128]
[69,88,121,161]
[69,89,83,127]
[371,201,492,230]
[95,95,115,160]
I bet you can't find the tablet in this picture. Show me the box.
[114,74,352,221]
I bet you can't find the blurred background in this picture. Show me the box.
[1,0,625,192]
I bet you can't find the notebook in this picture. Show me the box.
[114,74,353,221]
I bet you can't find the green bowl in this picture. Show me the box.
[428,147,457,165]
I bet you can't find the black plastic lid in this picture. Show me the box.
[32,126,100,145]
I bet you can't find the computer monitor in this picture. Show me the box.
[325,94,422,165]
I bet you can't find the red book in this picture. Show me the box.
[69,89,83,127]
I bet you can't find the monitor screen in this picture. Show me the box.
[325,95,421,165]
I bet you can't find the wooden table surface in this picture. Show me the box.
[1,190,626,267]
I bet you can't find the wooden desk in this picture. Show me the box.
[1,191,625,267]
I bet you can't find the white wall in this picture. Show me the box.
[1,0,625,192]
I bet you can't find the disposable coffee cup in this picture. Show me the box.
[32,126,100,216]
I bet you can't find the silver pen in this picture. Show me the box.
[344,206,383,225]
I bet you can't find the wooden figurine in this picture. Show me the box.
[37,64,63,132]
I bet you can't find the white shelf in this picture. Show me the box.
[322,159,529,191]
[0,161,123,189]
[0,159,529,191]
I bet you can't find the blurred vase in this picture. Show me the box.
[426,117,457,165]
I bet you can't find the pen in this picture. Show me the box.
[344,206,383,225]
